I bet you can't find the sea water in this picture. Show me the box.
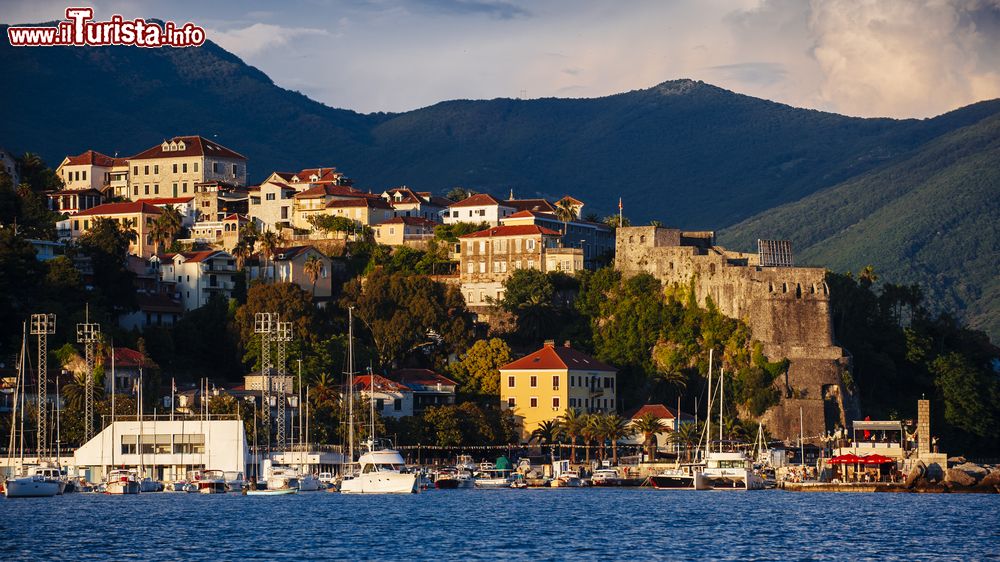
[1,488,997,560]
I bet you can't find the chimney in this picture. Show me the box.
[564,340,571,348]
[543,339,555,347]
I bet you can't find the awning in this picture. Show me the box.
[861,454,895,465]
[852,421,903,431]
[827,454,863,464]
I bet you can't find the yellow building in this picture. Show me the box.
[128,135,247,199]
[499,340,618,440]
[372,216,437,246]
[70,201,163,257]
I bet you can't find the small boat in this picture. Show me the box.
[340,445,419,494]
[435,467,476,489]
[139,476,164,493]
[551,470,584,487]
[196,469,228,494]
[266,467,301,492]
[590,468,622,487]
[318,472,336,486]
[474,468,516,489]
[105,469,141,495]
[224,471,246,493]
[4,465,63,498]
[164,481,188,492]
[246,488,297,496]
[298,473,321,492]
[650,464,701,489]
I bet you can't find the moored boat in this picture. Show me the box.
[340,445,419,494]
[650,465,701,489]
[551,470,584,487]
[474,468,516,489]
[196,469,228,494]
[4,466,63,498]
[696,452,765,490]
[591,468,623,487]
[105,469,141,495]
[434,467,475,489]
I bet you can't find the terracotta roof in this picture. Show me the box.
[375,216,438,227]
[161,250,225,263]
[390,368,458,389]
[427,196,454,207]
[292,168,338,182]
[557,195,584,206]
[106,347,155,369]
[74,201,163,217]
[135,293,184,313]
[273,245,326,260]
[143,197,194,206]
[448,193,504,208]
[223,213,249,222]
[501,342,616,372]
[131,136,246,161]
[64,150,121,167]
[458,224,561,238]
[327,198,392,209]
[295,184,362,199]
[506,210,558,219]
[506,199,557,213]
[270,172,296,182]
[354,374,411,393]
[626,404,695,423]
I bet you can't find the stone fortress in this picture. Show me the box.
[615,226,857,443]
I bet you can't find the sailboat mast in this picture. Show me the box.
[56,374,61,462]
[704,348,713,461]
[719,367,724,453]
[369,366,375,450]
[347,307,355,466]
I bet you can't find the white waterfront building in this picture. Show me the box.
[71,417,251,483]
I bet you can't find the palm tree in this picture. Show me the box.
[558,408,587,463]
[554,197,578,236]
[303,254,323,296]
[240,221,260,248]
[231,240,252,270]
[149,220,170,254]
[722,417,748,447]
[601,414,632,466]
[669,421,703,461]
[631,412,665,461]
[258,230,280,282]
[158,204,184,242]
[529,420,562,455]
[581,414,602,463]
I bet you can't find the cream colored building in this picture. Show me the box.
[70,201,163,257]
[325,197,394,227]
[56,150,129,193]
[292,184,371,229]
[128,136,247,200]
[248,180,297,231]
[382,187,449,222]
[499,341,618,440]
[155,250,238,310]
[372,216,437,246]
[444,193,516,226]
[248,245,334,300]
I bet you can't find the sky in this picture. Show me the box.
[4,0,1000,118]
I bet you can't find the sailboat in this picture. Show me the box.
[4,323,62,498]
[338,308,418,494]
[695,359,765,491]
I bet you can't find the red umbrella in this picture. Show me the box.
[828,454,863,464]
[861,454,894,465]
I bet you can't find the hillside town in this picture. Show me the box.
[1,136,996,496]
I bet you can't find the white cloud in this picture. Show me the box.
[205,23,331,59]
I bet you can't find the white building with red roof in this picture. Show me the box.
[154,249,238,310]
[382,187,449,223]
[444,193,516,226]
[389,368,458,414]
[248,179,297,231]
[623,404,696,457]
[354,373,414,419]
[128,136,247,200]
[69,201,164,257]
[56,149,129,193]
[323,196,394,227]
[499,340,618,440]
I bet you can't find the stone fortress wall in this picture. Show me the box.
[615,226,857,442]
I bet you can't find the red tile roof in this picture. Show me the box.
[143,197,194,206]
[354,374,411,392]
[223,213,249,222]
[64,150,123,167]
[458,224,561,238]
[135,293,184,313]
[160,250,225,263]
[626,404,694,423]
[447,193,504,208]
[107,347,155,368]
[295,184,362,199]
[327,197,392,209]
[292,168,338,182]
[130,136,246,161]
[376,216,438,227]
[506,210,558,219]
[74,201,163,217]
[558,195,584,206]
[391,368,458,389]
[506,199,557,213]
[501,342,616,372]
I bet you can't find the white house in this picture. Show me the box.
[248,180,297,231]
[155,250,238,310]
[444,193,516,226]
[355,373,414,419]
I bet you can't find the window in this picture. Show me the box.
[154,165,159,175]
[133,186,139,196]
[508,376,515,387]
[173,164,178,173]
[467,262,474,274]
[281,207,288,220]
[144,165,149,175]
[376,399,385,411]
[394,398,402,411]
[133,166,138,176]
[478,261,486,274]
[213,162,220,173]
[604,377,612,388]
[266,193,276,201]
[183,182,188,193]
[530,375,537,388]
[552,375,560,389]
[507,397,516,408]
[182,163,188,173]
[530,397,538,408]
[232,164,237,175]
[144,185,149,195]
[154,184,159,195]
[194,162,199,173]
[121,435,137,455]
[552,397,560,409]
[526,239,536,251]
[82,170,87,181]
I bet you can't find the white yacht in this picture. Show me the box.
[4,465,63,498]
[139,475,163,493]
[224,471,246,492]
[340,446,419,494]
[106,469,141,495]
[591,468,623,487]
[434,466,476,489]
[696,452,765,490]
[551,470,584,487]
[266,466,301,492]
[298,472,321,492]
[650,464,701,489]
[474,468,516,489]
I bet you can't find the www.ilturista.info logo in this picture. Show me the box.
[7,7,206,48]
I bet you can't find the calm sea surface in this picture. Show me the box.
[2,489,998,561]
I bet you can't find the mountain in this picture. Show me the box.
[721,112,1000,340]
[1,26,997,337]
[3,27,998,228]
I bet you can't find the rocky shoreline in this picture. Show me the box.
[783,459,1000,494]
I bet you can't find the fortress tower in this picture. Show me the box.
[615,226,857,443]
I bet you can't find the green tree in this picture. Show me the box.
[631,412,664,461]
[448,338,511,396]
[558,408,588,463]
[601,414,632,465]
[669,421,703,461]
[77,216,138,315]
[308,214,355,235]
[303,254,323,296]
[234,282,317,371]
[933,353,998,441]
[499,268,555,342]
[530,419,562,454]
[554,197,578,235]
[258,230,280,281]
[445,187,475,201]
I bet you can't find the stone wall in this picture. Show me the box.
[615,226,857,442]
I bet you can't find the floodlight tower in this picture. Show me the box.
[254,312,275,454]
[274,320,293,452]
[30,313,56,458]
[75,319,100,442]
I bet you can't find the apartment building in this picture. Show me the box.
[499,341,618,440]
[292,183,370,228]
[444,193,516,226]
[128,136,247,200]
[383,187,449,222]
[372,216,437,246]
[248,180,297,231]
[325,197,394,227]
[69,201,163,257]
[55,150,129,193]
[155,250,238,310]
[500,210,614,269]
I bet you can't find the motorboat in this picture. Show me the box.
[4,465,63,498]
[434,467,475,489]
[196,469,229,494]
[650,464,701,489]
[105,469,141,495]
[266,467,301,492]
[590,468,622,487]
[696,452,765,490]
[474,468,516,489]
[298,472,321,492]
[551,470,584,488]
[340,446,419,494]
[164,480,188,492]
[139,476,163,493]
[224,471,246,493]
[247,488,297,496]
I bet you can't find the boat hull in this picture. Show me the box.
[696,471,765,490]
[198,482,228,494]
[106,481,141,495]
[247,488,297,496]
[4,477,60,498]
[341,472,419,494]
[435,477,475,489]
[650,475,695,489]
